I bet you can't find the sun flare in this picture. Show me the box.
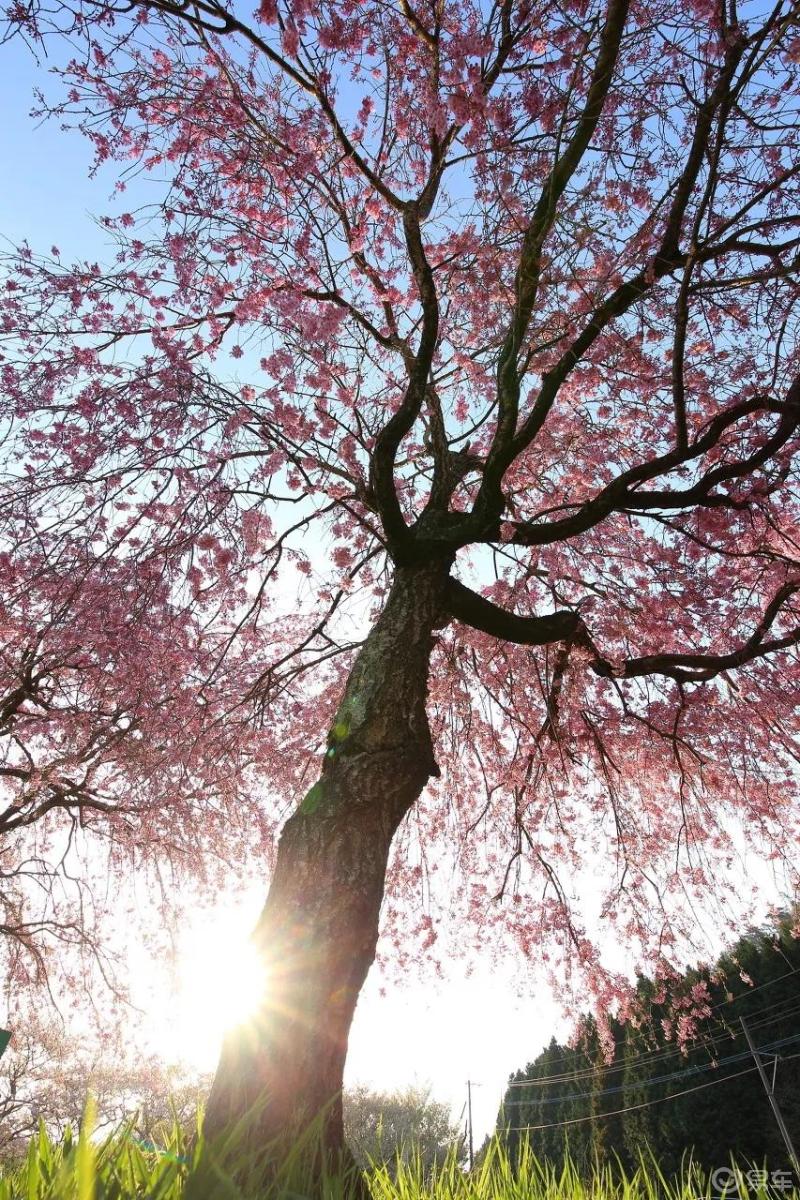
[168,920,268,1069]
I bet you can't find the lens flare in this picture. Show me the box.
[170,923,268,1066]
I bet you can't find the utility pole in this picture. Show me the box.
[467,1079,474,1171]
[741,1016,800,1175]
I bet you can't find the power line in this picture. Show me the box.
[508,1064,758,1133]
[709,966,800,1011]
[504,995,800,1088]
[505,997,800,1087]
[502,1031,800,1109]
[506,967,800,1081]
[507,1049,800,1134]
[509,984,800,1083]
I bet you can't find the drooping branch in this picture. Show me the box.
[447,577,800,686]
[445,578,581,645]
[611,581,800,683]
[491,375,800,546]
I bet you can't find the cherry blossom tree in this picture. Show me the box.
[3,0,800,1164]
[0,545,276,989]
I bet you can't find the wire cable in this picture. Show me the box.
[502,1031,800,1108]
[508,1049,800,1134]
[507,1049,800,1134]
[505,967,800,1080]
[504,992,800,1087]
[709,966,800,1011]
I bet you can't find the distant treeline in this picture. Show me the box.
[496,915,800,1177]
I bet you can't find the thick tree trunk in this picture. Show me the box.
[203,560,451,1166]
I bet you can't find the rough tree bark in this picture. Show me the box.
[204,559,453,1161]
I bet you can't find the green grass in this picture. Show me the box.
[0,1108,796,1200]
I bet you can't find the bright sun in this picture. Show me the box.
[165,918,268,1070]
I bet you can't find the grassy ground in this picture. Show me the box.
[0,1107,796,1200]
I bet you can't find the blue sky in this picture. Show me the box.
[2,38,102,252]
